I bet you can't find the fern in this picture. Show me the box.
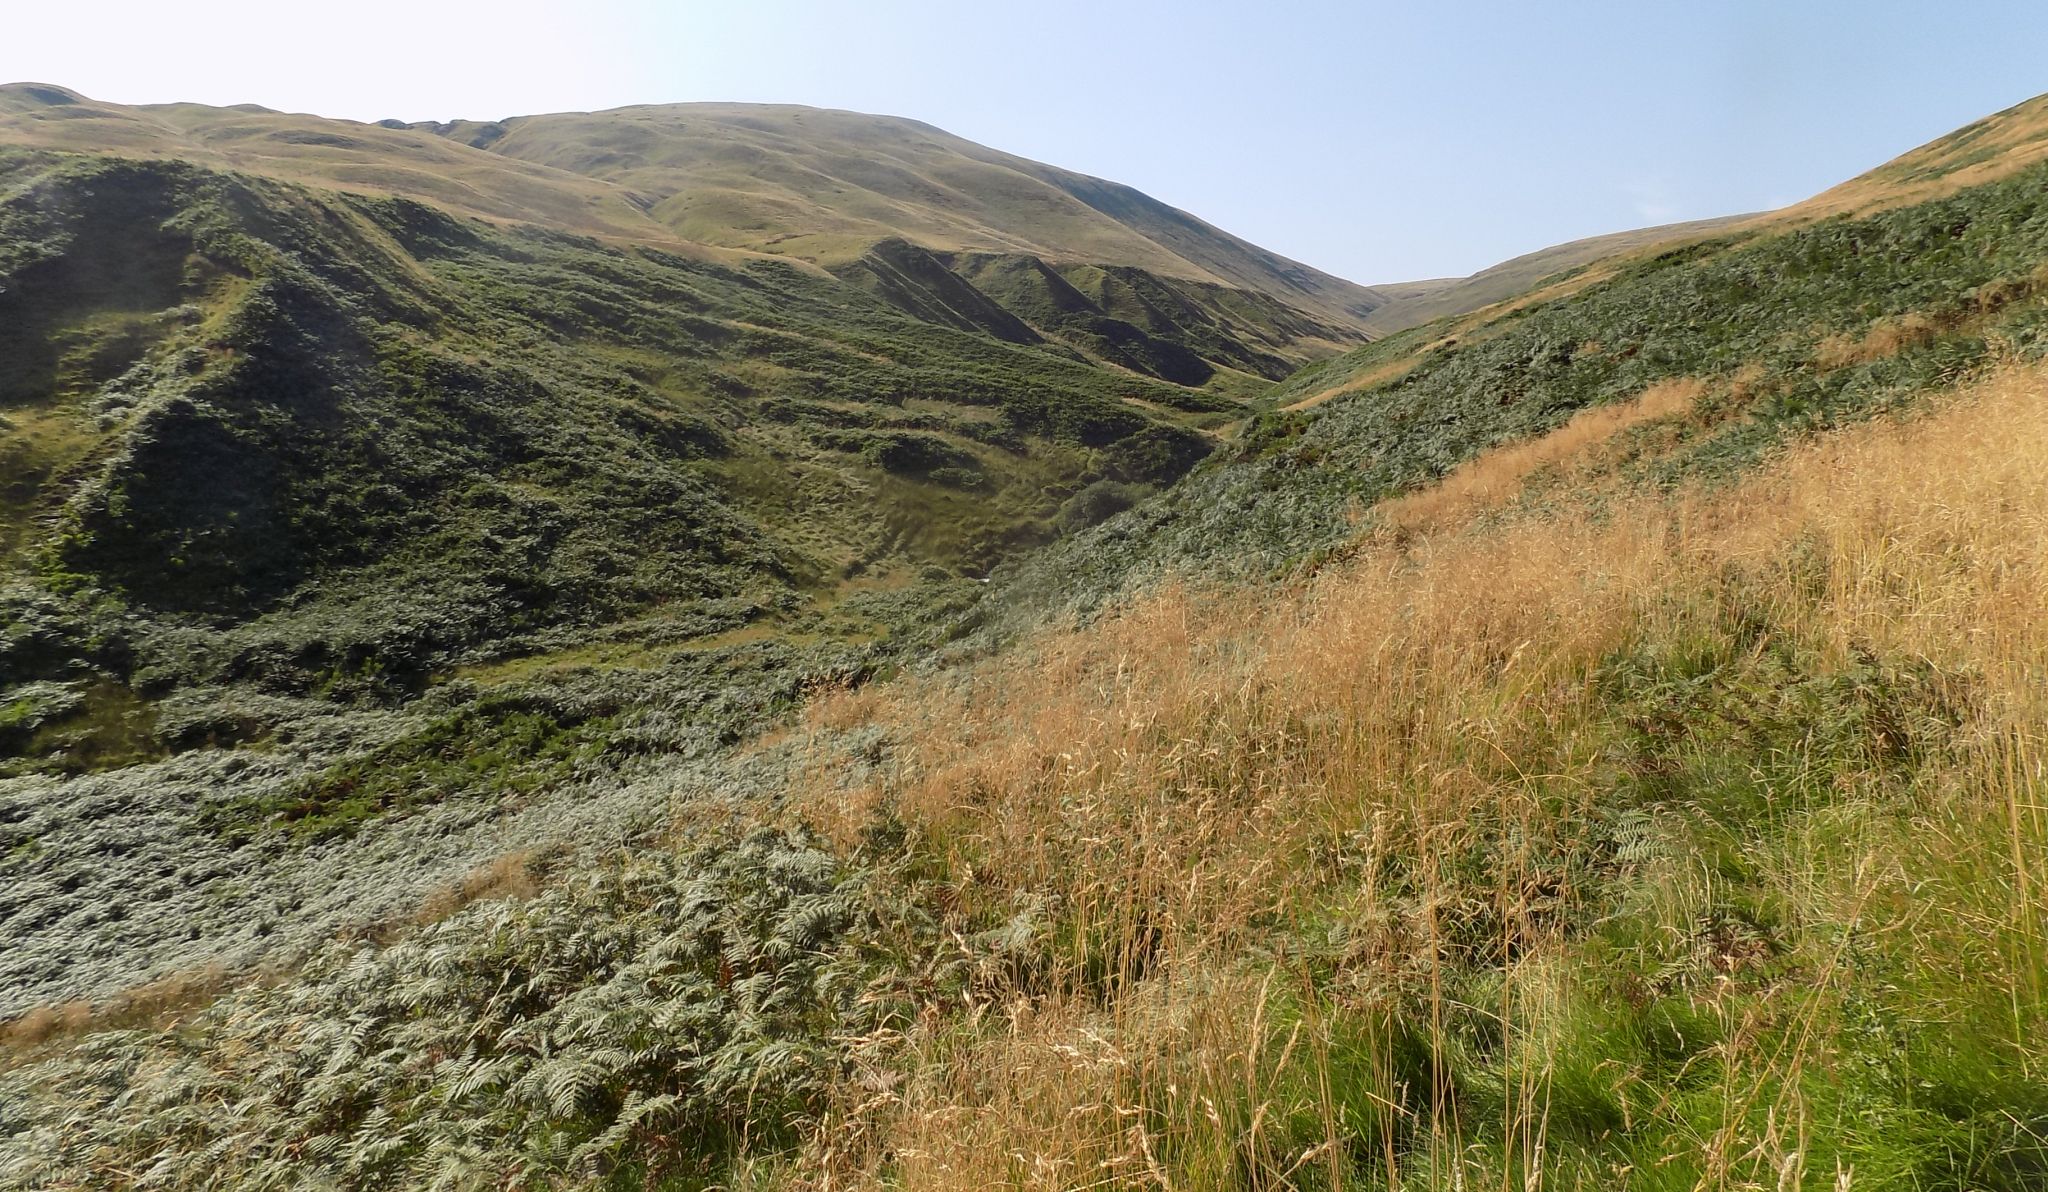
[0,826,895,1188]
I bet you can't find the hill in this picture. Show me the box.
[0,127,1268,1018]
[1359,213,1754,335]
[0,83,677,244]
[1353,91,2048,344]
[987,123,2048,624]
[409,102,1389,325]
[6,84,2048,1192]
[0,86,1376,383]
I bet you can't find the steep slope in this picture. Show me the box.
[1796,89,2048,217]
[434,102,1389,325]
[982,91,2048,637]
[1358,91,2048,342]
[0,146,1235,774]
[0,139,1254,1037]
[9,92,2048,1192]
[3,74,1361,1028]
[0,86,1372,384]
[418,101,1378,378]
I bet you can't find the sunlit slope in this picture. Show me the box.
[0,148,1226,748]
[0,85,1375,381]
[986,104,2048,631]
[451,102,1391,327]
[0,83,683,246]
[7,81,2048,1192]
[1357,90,2048,340]
[761,356,2048,1192]
[1796,89,2048,217]
[1360,213,1753,336]
[11,283,2046,1192]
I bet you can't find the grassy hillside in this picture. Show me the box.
[412,101,1381,374]
[0,85,1373,384]
[1357,90,2048,342]
[1797,90,2048,218]
[446,102,1389,325]
[0,83,1382,1029]
[989,136,2048,626]
[8,276,2044,1192]
[5,87,2048,1192]
[763,363,2048,1190]
[0,84,681,245]
[1359,214,1754,337]
[0,146,1240,808]
[832,240,1359,387]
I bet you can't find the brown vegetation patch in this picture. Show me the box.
[1812,312,1941,369]
[1378,375,1708,531]
[410,849,541,925]
[0,965,231,1066]
[768,361,2048,1187]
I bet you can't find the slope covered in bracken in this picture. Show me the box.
[5,89,2048,1191]
[764,359,2048,1189]
[8,320,2044,1192]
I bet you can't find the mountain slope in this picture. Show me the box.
[7,89,2048,1192]
[0,86,1376,383]
[3,77,1404,1024]
[0,83,681,246]
[12,81,2048,1192]
[1357,92,2048,340]
[978,89,2048,639]
[1359,213,1754,336]
[0,137,1271,1040]
[0,145,1238,771]
[422,101,1390,325]
[1796,89,2048,217]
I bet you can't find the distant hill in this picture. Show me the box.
[401,102,1390,327]
[0,86,1379,382]
[1360,91,2048,338]
[1359,214,1755,335]
[0,83,676,244]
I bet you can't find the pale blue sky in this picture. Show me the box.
[7,2,2047,283]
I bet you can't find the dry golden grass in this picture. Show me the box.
[1811,312,1942,370]
[0,965,230,1067]
[771,360,2048,1189]
[1792,95,2048,222]
[1378,375,1707,531]
[1281,354,1427,412]
[408,848,540,925]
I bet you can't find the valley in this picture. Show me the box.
[2,80,2047,1191]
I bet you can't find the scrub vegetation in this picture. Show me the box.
[3,82,2048,1191]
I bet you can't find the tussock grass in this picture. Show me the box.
[778,361,2048,1189]
[13,115,2048,1191]
[0,966,230,1063]
[5,355,2042,1192]
[1379,375,1707,531]
[1811,312,1943,370]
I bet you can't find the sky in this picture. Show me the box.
[6,1,2048,284]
